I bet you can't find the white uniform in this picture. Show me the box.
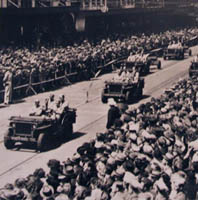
[3,70,13,104]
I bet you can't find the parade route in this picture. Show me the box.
[0,46,196,187]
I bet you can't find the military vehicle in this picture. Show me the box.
[163,47,185,60]
[125,60,150,76]
[4,108,76,152]
[101,78,144,103]
[144,52,161,69]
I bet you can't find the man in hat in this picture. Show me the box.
[3,67,13,105]
[106,98,121,129]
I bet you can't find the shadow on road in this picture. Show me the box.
[141,94,150,100]
[0,104,9,109]
[66,131,87,141]
[13,99,26,104]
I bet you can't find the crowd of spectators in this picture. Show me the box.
[0,27,198,101]
[1,75,198,199]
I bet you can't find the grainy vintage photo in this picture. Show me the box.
[0,0,198,199]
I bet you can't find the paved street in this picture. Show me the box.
[0,47,196,187]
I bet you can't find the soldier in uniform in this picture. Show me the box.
[3,67,13,105]
[29,99,43,116]
[48,94,55,113]
[59,94,69,113]
[51,100,63,121]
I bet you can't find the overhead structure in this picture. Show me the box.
[0,0,196,9]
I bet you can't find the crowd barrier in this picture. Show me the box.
[0,55,124,103]
[0,45,191,103]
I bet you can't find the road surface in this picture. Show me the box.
[0,47,196,187]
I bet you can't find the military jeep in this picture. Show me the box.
[145,53,161,69]
[125,60,150,76]
[101,78,144,103]
[163,48,185,60]
[4,108,76,152]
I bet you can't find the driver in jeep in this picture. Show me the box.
[29,99,44,117]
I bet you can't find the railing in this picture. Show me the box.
[0,0,196,9]
[0,58,119,103]
[0,0,79,8]
[81,0,106,10]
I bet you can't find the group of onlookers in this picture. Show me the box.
[1,75,198,199]
[0,27,197,103]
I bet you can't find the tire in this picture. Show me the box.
[189,49,192,56]
[138,88,143,99]
[63,123,73,140]
[101,91,107,103]
[68,124,73,137]
[147,65,150,74]
[157,60,161,69]
[4,130,15,149]
[37,133,48,152]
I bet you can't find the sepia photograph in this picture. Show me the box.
[0,0,198,199]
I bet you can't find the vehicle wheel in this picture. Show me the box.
[147,65,150,74]
[4,131,15,149]
[157,60,161,69]
[37,133,49,152]
[189,50,192,56]
[138,88,143,100]
[68,124,73,137]
[63,123,73,140]
[101,92,107,103]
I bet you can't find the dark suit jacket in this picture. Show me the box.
[106,106,121,129]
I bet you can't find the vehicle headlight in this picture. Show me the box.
[10,123,15,128]
[33,125,37,129]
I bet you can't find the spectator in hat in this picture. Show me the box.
[40,184,54,200]
[25,174,44,199]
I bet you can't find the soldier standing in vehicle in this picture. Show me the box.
[3,67,13,105]
[51,100,63,121]
[48,94,55,113]
[59,94,69,112]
